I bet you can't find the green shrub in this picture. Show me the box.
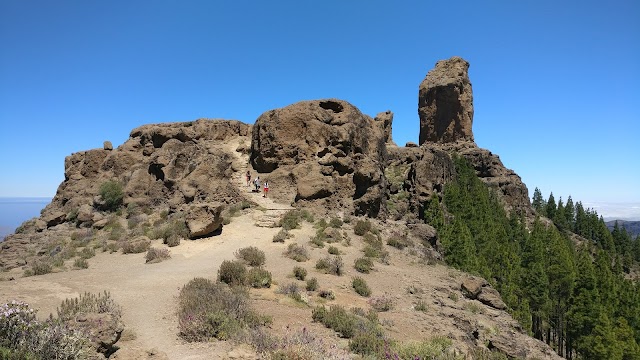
[272,228,290,243]
[354,257,374,273]
[314,218,328,231]
[57,291,122,322]
[145,247,171,264]
[166,233,180,247]
[315,256,343,276]
[348,329,386,356]
[329,217,343,228]
[280,210,302,230]
[73,258,89,269]
[0,301,94,359]
[30,260,52,276]
[387,233,412,249]
[293,266,307,280]
[415,300,429,312]
[353,219,372,236]
[177,278,269,342]
[327,245,340,255]
[99,180,124,212]
[78,247,95,259]
[235,246,266,267]
[318,289,335,300]
[150,218,188,246]
[310,234,325,248]
[352,277,371,297]
[284,243,309,262]
[218,260,247,286]
[247,268,272,288]
[391,337,460,360]
[306,277,318,291]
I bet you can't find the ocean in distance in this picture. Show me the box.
[0,197,51,240]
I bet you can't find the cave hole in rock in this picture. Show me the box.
[148,163,165,181]
[319,101,344,113]
[151,133,170,148]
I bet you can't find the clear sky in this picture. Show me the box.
[1,1,639,218]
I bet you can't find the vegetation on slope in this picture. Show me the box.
[428,156,640,360]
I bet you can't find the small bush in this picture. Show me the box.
[306,277,318,291]
[121,239,151,254]
[284,243,309,262]
[349,329,386,356]
[415,300,429,312]
[327,245,340,255]
[145,247,171,264]
[310,234,325,248]
[312,305,376,339]
[352,277,371,297]
[315,256,343,276]
[318,289,335,300]
[387,233,412,249]
[353,219,372,236]
[329,217,343,228]
[78,247,95,259]
[278,283,302,302]
[235,246,266,267]
[247,267,272,288]
[166,233,180,247]
[272,228,290,243]
[354,257,374,273]
[73,258,89,269]
[280,210,302,230]
[57,291,122,322]
[293,266,307,280]
[178,278,269,342]
[218,260,247,286]
[30,260,52,276]
[368,295,394,312]
[150,218,188,246]
[314,218,328,231]
[99,180,124,212]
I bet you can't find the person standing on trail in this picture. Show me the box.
[263,180,269,198]
[254,176,260,192]
[246,171,251,187]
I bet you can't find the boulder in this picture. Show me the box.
[477,286,507,310]
[250,99,387,217]
[72,312,123,357]
[103,141,113,150]
[418,56,474,144]
[461,276,487,299]
[185,203,224,238]
[77,204,94,223]
[44,211,66,227]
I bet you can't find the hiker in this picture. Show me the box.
[254,176,260,192]
[263,180,269,198]
[246,170,251,186]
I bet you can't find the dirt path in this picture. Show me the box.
[0,211,283,359]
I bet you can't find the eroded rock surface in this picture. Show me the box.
[250,99,387,217]
[419,56,474,144]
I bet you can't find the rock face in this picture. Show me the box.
[250,99,387,217]
[418,56,474,144]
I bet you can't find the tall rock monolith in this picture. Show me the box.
[418,56,474,144]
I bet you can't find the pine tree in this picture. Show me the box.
[567,249,601,357]
[546,192,557,219]
[441,217,478,273]
[564,196,575,230]
[532,187,545,214]
[424,195,444,230]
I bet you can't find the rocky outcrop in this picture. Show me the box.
[461,276,507,310]
[250,99,387,217]
[418,56,474,144]
[375,110,394,145]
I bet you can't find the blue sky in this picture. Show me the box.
[1,1,639,218]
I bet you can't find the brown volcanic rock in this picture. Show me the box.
[418,56,474,144]
[0,119,250,270]
[250,99,387,217]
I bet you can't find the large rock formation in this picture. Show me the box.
[418,56,474,144]
[250,99,387,217]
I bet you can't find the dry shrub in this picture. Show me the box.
[315,256,344,276]
[145,247,171,264]
[73,258,89,269]
[235,246,266,267]
[352,277,371,297]
[272,228,290,243]
[121,239,151,254]
[178,278,269,342]
[368,294,394,312]
[284,243,309,262]
[354,257,374,273]
[293,266,307,280]
[247,267,272,288]
[353,219,372,236]
[305,277,319,291]
[218,260,247,286]
[57,291,122,322]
